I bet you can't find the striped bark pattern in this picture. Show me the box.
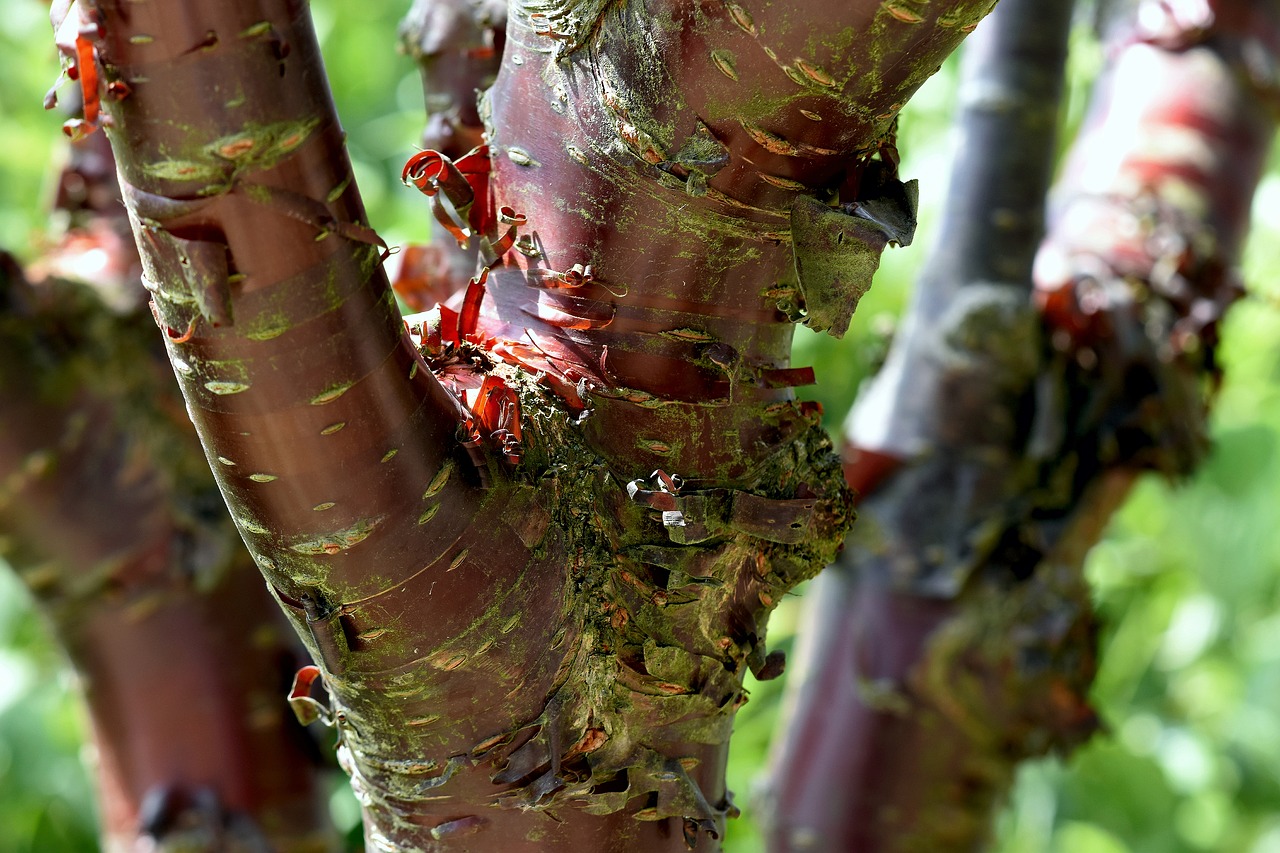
[72,0,994,848]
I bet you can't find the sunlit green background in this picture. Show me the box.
[3,3,1280,851]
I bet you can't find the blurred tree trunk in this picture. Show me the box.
[46,0,997,849]
[0,130,336,851]
[762,0,1279,850]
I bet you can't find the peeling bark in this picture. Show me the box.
[66,0,999,848]
[391,0,507,311]
[763,0,1280,850]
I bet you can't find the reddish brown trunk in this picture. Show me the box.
[73,0,997,848]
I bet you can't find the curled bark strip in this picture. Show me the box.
[480,206,526,264]
[626,471,682,513]
[404,148,477,245]
[471,374,524,464]
[403,145,497,245]
[459,267,490,339]
[403,150,474,199]
[50,2,105,135]
[523,264,630,297]
[288,665,333,726]
[75,33,100,125]
[148,303,199,344]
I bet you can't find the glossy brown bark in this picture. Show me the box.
[74,0,997,848]
[484,0,997,414]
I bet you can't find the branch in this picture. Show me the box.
[762,0,1086,848]
[82,0,472,615]
[763,0,1280,850]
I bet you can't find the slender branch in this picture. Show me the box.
[763,1,1084,849]
[763,0,1280,850]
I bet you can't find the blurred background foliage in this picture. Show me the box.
[2,2,1280,851]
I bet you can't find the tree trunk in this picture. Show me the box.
[0,129,335,851]
[67,0,995,848]
[762,0,1279,850]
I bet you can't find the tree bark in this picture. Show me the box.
[0,133,334,851]
[70,0,996,848]
[762,0,1279,850]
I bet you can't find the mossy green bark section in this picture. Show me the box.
[762,534,1103,853]
[276,345,851,850]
